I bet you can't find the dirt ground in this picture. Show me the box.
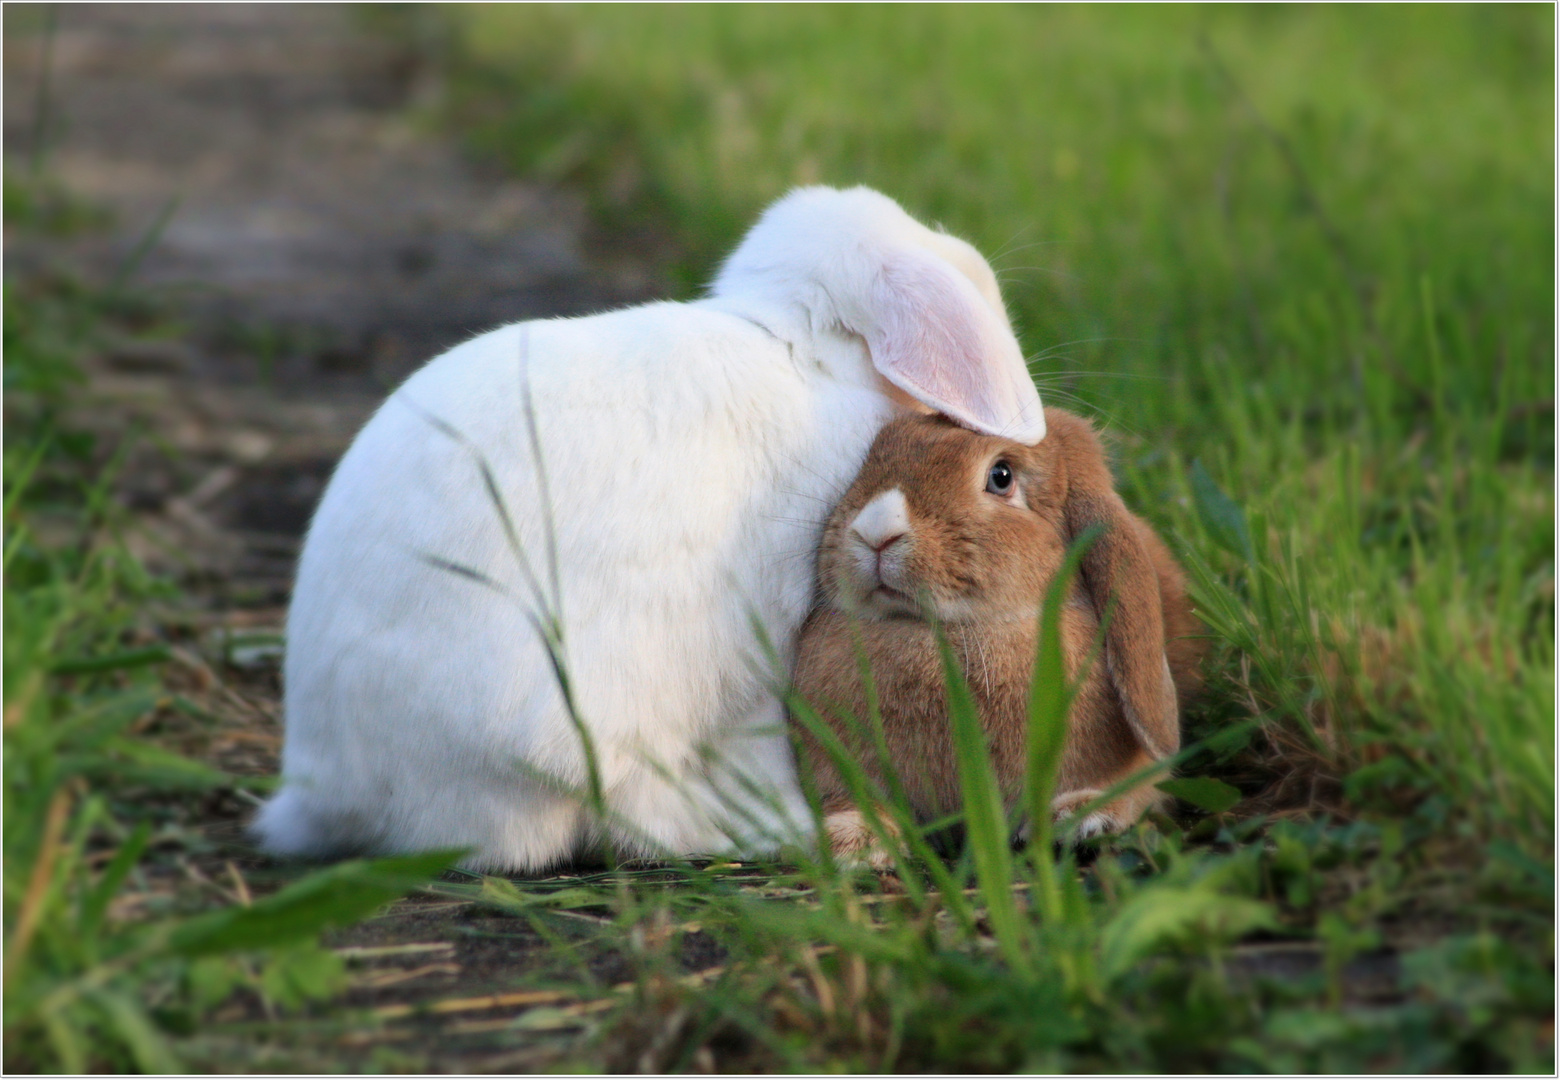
[5,3,666,603]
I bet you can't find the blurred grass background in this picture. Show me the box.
[432,2,1553,839]
[5,3,1553,1070]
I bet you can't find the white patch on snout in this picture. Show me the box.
[839,487,921,618]
[850,488,910,551]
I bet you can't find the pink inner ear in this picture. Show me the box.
[867,251,1045,444]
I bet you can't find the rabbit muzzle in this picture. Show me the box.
[834,487,923,618]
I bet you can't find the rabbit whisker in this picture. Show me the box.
[762,549,822,564]
[1042,370,1175,383]
[782,456,852,501]
[1036,388,1103,412]
[993,238,1067,262]
[980,631,995,702]
[775,486,836,507]
[996,269,1076,289]
[759,513,832,528]
[1028,335,1140,359]
[986,224,1042,265]
[996,264,1071,277]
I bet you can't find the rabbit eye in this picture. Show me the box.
[986,460,1015,496]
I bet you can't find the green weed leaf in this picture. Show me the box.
[261,944,349,1010]
[79,738,235,791]
[1100,885,1275,979]
[1190,460,1253,562]
[168,849,461,957]
[473,876,612,913]
[49,645,171,676]
[1157,776,1242,813]
[185,956,247,1013]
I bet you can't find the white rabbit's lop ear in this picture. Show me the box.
[865,247,1046,445]
[711,186,1045,444]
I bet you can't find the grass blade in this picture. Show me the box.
[88,988,177,1074]
[935,624,1031,973]
[1025,526,1099,922]
[168,850,462,957]
[78,821,152,937]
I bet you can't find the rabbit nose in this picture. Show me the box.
[851,488,911,553]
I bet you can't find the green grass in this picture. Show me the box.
[3,211,457,1072]
[5,4,1553,1071]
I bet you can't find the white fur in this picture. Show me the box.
[254,185,1042,872]
[715,188,1045,444]
[850,488,910,551]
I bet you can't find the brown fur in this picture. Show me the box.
[792,408,1205,860]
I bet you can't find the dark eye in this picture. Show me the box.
[986,460,1015,496]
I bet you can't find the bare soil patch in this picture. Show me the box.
[5,3,667,594]
[5,1,679,587]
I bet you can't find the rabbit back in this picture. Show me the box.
[259,303,896,870]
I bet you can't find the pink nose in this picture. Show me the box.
[869,531,905,554]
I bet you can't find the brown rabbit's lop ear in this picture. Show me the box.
[1056,416,1180,761]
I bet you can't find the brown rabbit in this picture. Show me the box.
[791,408,1203,866]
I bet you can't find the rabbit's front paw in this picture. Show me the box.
[1070,811,1118,840]
[823,809,897,872]
[1046,789,1129,843]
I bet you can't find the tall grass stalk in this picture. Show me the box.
[1022,526,1099,922]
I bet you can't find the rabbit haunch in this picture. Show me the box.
[253,186,1045,872]
[792,409,1204,865]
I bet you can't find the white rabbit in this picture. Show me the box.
[253,185,1045,872]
